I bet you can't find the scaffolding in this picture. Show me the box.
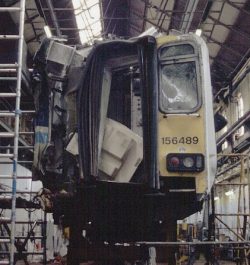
[0,1,26,264]
[0,1,46,264]
[214,153,250,264]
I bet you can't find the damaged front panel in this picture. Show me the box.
[32,37,155,192]
[32,39,86,192]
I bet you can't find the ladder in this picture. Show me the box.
[0,1,26,264]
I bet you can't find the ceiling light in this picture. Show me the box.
[195,29,202,36]
[225,189,234,196]
[214,196,219,201]
[44,25,52,38]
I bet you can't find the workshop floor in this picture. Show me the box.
[13,260,240,265]
[177,256,240,264]
[193,260,237,264]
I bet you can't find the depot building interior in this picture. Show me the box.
[0,0,250,264]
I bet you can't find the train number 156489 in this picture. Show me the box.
[161,137,199,145]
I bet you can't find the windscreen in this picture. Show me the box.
[159,44,199,112]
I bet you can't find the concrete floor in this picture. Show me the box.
[181,256,244,264]
[176,257,239,264]
[12,260,241,265]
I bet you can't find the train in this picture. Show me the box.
[32,32,217,264]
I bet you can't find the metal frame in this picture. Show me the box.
[0,1,46,264]
[214,153,250,264]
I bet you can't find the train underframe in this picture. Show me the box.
[53,178,203,265]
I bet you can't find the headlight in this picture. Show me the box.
[183,157,194,168]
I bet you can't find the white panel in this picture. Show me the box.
[98,69,111,160]
[99,118,143,182]
[145,21,155,30]
[0,158,42,194]
[220,3,240,26]
[151,0,165,6]
[202,23,213,32]
[9,0,46,55]
[211,25,230,43]
[210,2,223,12]
[207,42,221,58]
[214,185,249,240]
[148,6,159,21]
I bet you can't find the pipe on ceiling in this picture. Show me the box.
[217,109,250,147]
[46,0,62,37]
[180,0,200,33]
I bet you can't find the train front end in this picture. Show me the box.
[157,34,217,197]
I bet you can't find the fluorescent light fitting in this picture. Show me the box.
[225,189,234,196]
[195,29,202,36]
[214,196,219,201]
[44,25,52,38]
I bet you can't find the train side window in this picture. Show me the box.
[159,42,201,113]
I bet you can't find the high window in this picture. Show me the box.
[236,93,244,138]
[72,0,102,45]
